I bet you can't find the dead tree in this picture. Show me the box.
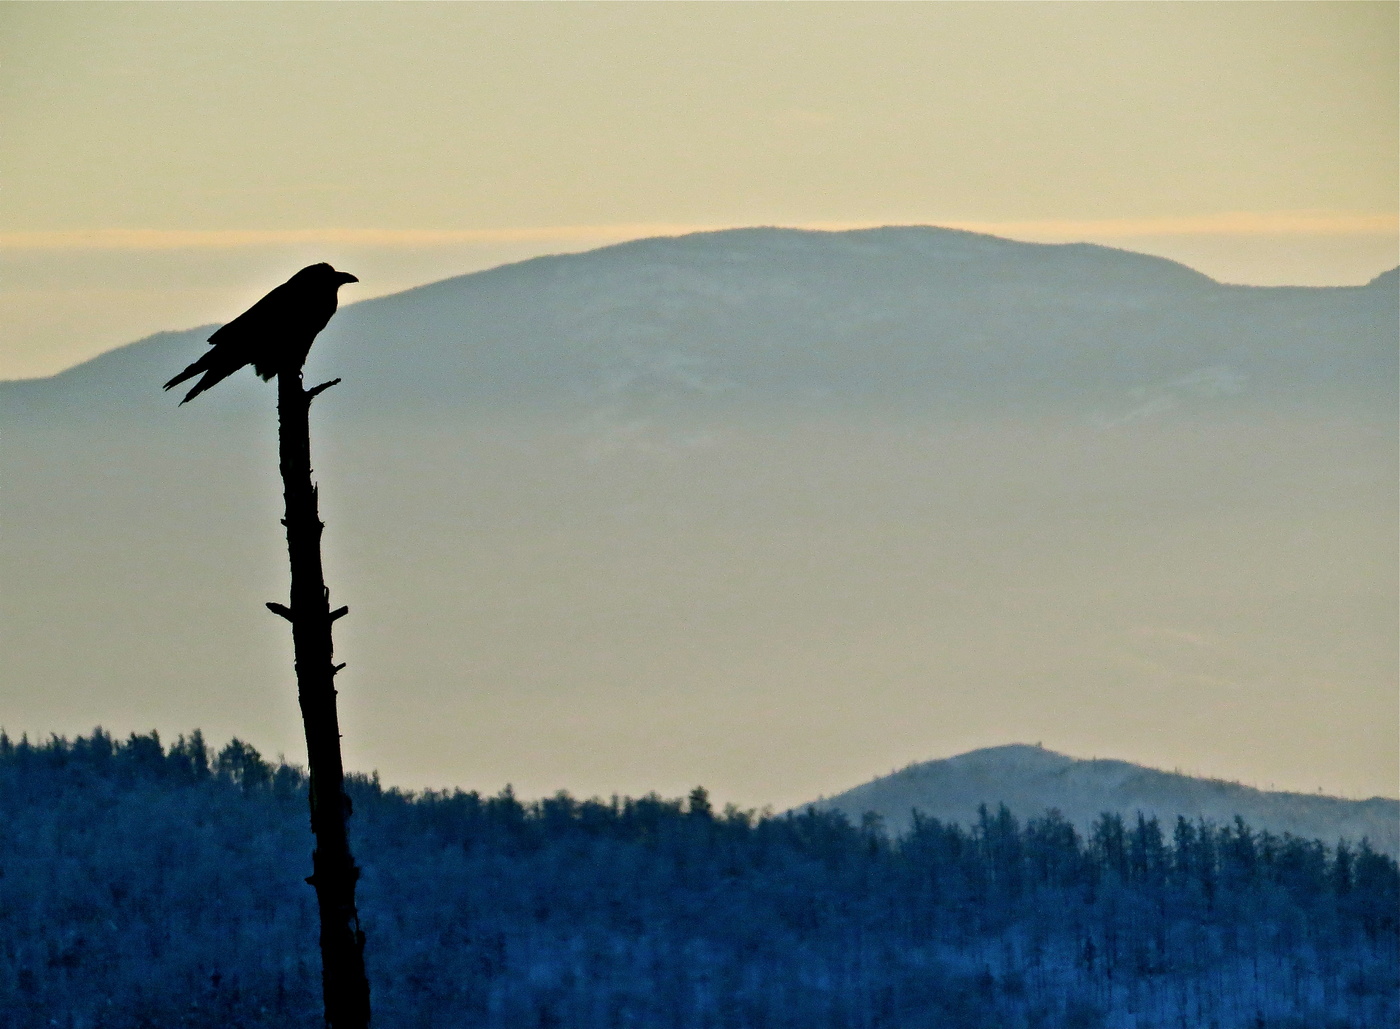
[168,262,368,1026]
[267,370,371,1028]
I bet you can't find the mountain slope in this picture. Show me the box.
[808,744,1400,855]
[0,227,1394,803]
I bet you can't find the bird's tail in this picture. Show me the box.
[173,375,225,406]
[163,363,201,392]
[164,353,229,405]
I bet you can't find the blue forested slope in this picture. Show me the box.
[0,730,1394,1029]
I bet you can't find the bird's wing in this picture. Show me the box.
[206,279,301,345]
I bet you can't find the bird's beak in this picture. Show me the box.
[339,272,359,284]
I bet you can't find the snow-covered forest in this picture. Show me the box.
[0,730,1394,1029]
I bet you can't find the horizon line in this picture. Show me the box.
[2,212,1396,252]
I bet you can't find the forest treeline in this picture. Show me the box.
[0,729,1394,1029]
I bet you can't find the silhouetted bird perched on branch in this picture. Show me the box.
[164,263,358,404]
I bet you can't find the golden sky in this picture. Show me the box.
[2,1,1397,376]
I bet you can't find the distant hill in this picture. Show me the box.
[806,744,1400,855]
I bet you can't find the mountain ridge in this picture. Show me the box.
[3,226,1395,409]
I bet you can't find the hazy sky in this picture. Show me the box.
[2,3,1397,807]
[2,1,1396,378]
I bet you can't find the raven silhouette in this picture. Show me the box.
[164,263,358,404]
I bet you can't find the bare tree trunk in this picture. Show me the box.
[269,370,371,1028]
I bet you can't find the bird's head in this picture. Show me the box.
[297,262,359,288]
